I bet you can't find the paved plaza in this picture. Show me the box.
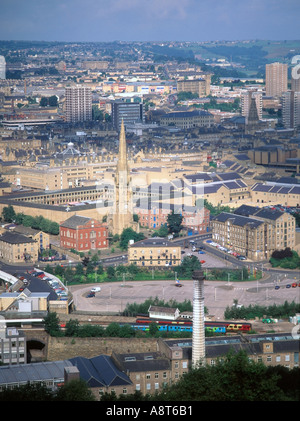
[69,275,299,320]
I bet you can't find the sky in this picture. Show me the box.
[0,0,299,43]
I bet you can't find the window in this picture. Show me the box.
[136,384,140,391]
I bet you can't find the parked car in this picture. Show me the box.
[237,256,246,260]
[286,284,291,288]
[87,292,95,298]
[275,285,280,290]
[292,283,297,288]
[91,287,101,293]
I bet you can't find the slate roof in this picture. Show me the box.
[114,352,171,373]
[212,212,264,228]
[60,215,91,229]
[68,355,132,388]
[215,172,242,181]
[234,205,284,220]
[251,182,300,195]
[254,208,284,220]
[233,205,260,216]
[0,231,36,244]
[184,173,213,182]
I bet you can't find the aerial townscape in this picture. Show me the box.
[0,1,299,406]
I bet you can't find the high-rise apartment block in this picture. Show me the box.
[265,62,288,98]
[65,86,92,123]
[111,99,145,131]
[282,90,300,129]
[0,56,6,79]
[241,91,262,122]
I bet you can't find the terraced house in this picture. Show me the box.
[211,205,296,261]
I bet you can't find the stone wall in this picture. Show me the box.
[46,335,158,361]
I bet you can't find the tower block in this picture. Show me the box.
[111,120,139,236]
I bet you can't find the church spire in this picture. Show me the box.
[118,119,127,171]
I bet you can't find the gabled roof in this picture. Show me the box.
[68,355,132,388]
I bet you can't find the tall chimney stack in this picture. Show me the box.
[192,270,206,367]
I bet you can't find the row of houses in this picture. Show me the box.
[0,203,297,264]
[0,332,298,399]
[211,205,297,260]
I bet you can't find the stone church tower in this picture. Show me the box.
[246,97,259,134]
[109,120,139,236]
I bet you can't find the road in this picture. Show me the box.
[1,232,299,322]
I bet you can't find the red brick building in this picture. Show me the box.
[60,215,108,252]
[134,203,210,234]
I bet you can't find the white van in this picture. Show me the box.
[91,287,101,292]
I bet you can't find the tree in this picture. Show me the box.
[177,255,201,278]
[152,225,169,237]
[2,205,16,222]
[154,350,287,401]
[55,379,95,401]
[22,215,35,227]
[105,322,121,337]
[0,383,54,401]
[65,319,80,337]
[97,264,104,275]
[82,256,90,267]
[48,95,58,107]
[106,266,115,279]
[54,265,64,277]
[167,210,183,237]
[149,322,159,336]
[119,228,145,250]
[43,312,62,336]
[40,97,48,107]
